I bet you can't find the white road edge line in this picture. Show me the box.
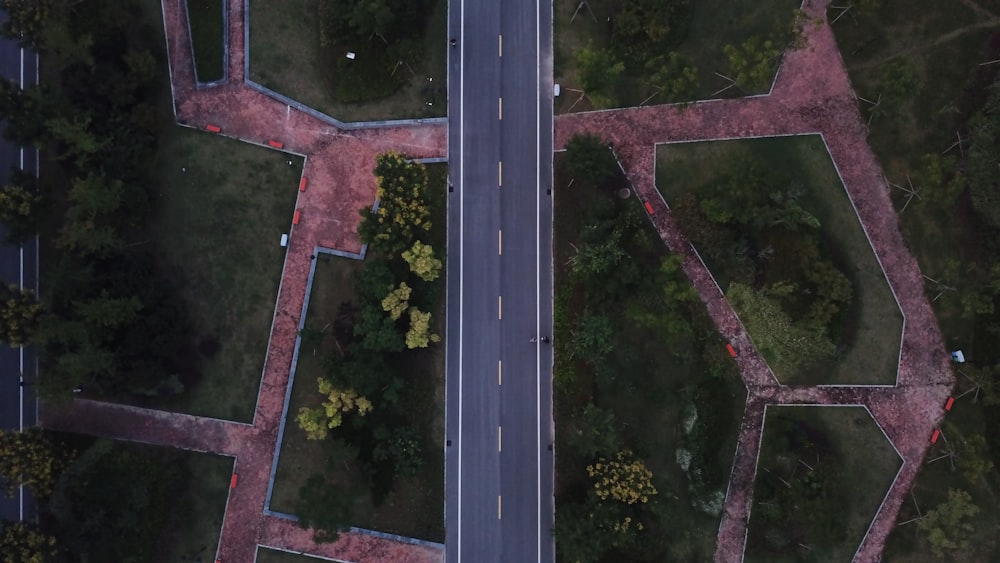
[18,45,25,523]
[457,0,466,554]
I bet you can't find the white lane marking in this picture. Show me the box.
[498,360,502,386]
[499,34,503,57]
[498,160,502,187]
[498,97,502,121]
[498,295,502,320]
[498,495,502,519]
[498,426,502,452]
[498,229,502,255]
[457,0,467,554]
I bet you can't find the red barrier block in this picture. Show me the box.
[229,473,238,489]
[644,201,655,214]
[293,210,301,225]
[299,177,307,192]
[205,124,222,133]
[726,343,737,358]
[945,397,955,411]
[268,140,284,149]
[930,429,940,444]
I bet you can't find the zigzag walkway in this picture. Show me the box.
[39,0,955,561]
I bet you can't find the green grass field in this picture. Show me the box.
[149,129,303,422]
[156,451,234,561]
[745,406,902,562]
[255,547,327,563]
[553,0,798,112]
[186,0,226,82]
[656,136,903,385]
[248,0,447,122]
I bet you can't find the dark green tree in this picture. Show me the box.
[645,52,699,104]
[568,311,615,366]
[918,489,980,558]
[967,82,1000,228]
[566,402,621,459]
[296,474,358,543]
[0,0,54,50]
[564,133,617,188]
[576,44,625,109]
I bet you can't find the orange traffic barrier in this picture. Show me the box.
[726,343,737,358]
[299,177,307,192]
[945,397,954,411]
[644,201,655,214]
[930,429,940,444]
[206,124,221,133]
[293,210,301,225]
[268,140,284,149]
[230,473,238,489]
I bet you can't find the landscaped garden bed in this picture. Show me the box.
[553,135,746,561]
[249,0,447,122]
[269,161,447,542]
[656,135,902,385]
[186,0,225,82]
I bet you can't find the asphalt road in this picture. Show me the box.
[445,0,555,560]
[0,31,39,523]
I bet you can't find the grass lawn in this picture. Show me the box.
[248,0,447,122]
[656,136,903,385]
[149,129,304,422]
[269,164,447,541]
[553,0,798,113]
[745,406,902,562]
[186,0,226,82]
[156,451,235,562]
[553,153,746,560]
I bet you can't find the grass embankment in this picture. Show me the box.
[248,0,447,121]
[657,136,902,385]
[745,407,901,561]
[553,152,746,561]
[553,0,798,112]
[186,0,226,82]
[831,1,1000,559]
[269,164,447,541]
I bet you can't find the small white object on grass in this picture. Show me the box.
[181,167,186,172]
[280,233,289,247]
[346,52,356,60]
[951,350,965,363]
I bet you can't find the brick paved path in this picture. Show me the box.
[40,0,955,561]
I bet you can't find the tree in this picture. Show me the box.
[354,301,405,353]
[564,133,617,188]
[0,81,55,146]
[723,35,781,91]
[380,282,412,320]
[919,489,980,557]
[967,82,1000,228]
[568,311,614,366]
[401,240,442,282]
[295,474,356,543]
[0,0,54,49]
[0,520,58,563]
[553,501,614,563]
[954,432,993,482]
[0,428,73,498]
[576,44,624,108]
[645,52,699,104]
[726,282,836,378]
[372,424,423,477]
[405,306,439,349]
[569,228,626,277]
[359,152,432,255]
[0,169,43,243]
[297,378,373,440]
[0,284,43,347]
[567,402,621,459]
[587,449,658,506]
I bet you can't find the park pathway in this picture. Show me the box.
[38,0,957,561]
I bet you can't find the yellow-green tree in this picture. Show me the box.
[586,449,657,506]
[0,284,43,347]
[405,306,439,349]
[919,489,980,557]
[0,170,43,244]
[381,282,412,320]
[359,152,432,255]
[402,240,442,282]
[0,521,57,563]
[0,428,73,498]
[297,378,373,440]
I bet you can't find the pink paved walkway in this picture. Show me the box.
[39,0,955,561]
